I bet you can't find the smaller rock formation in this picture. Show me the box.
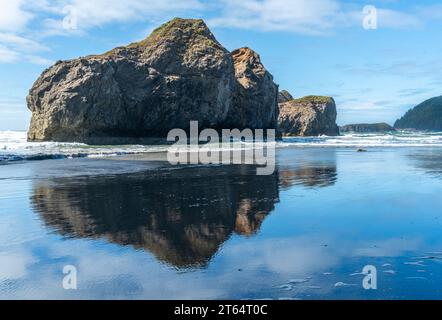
[278,90,294,103]
[340,123,395,133]
[395,96,442,131]
[278,95,339,136]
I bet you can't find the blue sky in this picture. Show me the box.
[1,0,442,130]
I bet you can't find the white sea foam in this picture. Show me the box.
[0,131,169,162]
[279,131,442,148]
[0,131,257,163]
[1,130,442,164]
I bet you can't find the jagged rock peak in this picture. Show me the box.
[225,47,279,129]
[278,90,294,103]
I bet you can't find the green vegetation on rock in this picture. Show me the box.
[291,95,334,105]
[100,18,221,57]
[129,18,213,47]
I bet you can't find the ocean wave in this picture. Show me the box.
[0,131,170,164]
[279,131,442,148]
[1,130,442,164]
[0,131,256,164]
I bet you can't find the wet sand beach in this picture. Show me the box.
[1,146,442,299]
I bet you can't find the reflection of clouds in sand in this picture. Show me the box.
[40,236,339,299]
[0,249,35,280]
[0,236,338,299]
[0,182,48,247]
[1,233,442,299]
[0,220,45,248]
[222,236,339,275]
[0,240,228,299]
[407,150,442,178]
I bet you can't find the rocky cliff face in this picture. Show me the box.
[27,18,278,144]
[278,95,339,136]
[340,123,395,133]
[225,47,279,129]
[394,96,442,131]
[278,90,293,103]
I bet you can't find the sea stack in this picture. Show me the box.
[27,18,278,144]
[278,95,340,136]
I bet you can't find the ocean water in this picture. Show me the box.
[1,131,442,299]
[2,130,442,164]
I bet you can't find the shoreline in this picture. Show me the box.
[2,143,442,167]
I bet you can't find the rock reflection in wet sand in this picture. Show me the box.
[31,155,338,269]
[31,166,280,268]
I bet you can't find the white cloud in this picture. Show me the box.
[0,251,35,280]
[0,0,437,65]
[36,0,205,34]
[416,3,442,20]
[23,54,54,65]
[0,0,52,64]
[208,0,346,35]
[0,0,31,32]
[208,0,425,34]
[2,0,206,63]
[0,44,20,62]
[377,8,422,29]
[0,0,205,64]
[0,96,24,106]
[0,33,52,65]
[339,100,387,112]
[0,33,49,52]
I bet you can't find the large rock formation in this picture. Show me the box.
[27,18,278,144]
[395,96,442,131]
[278,95,339,136]
[340,123,395,133]
[225,47,278,129]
